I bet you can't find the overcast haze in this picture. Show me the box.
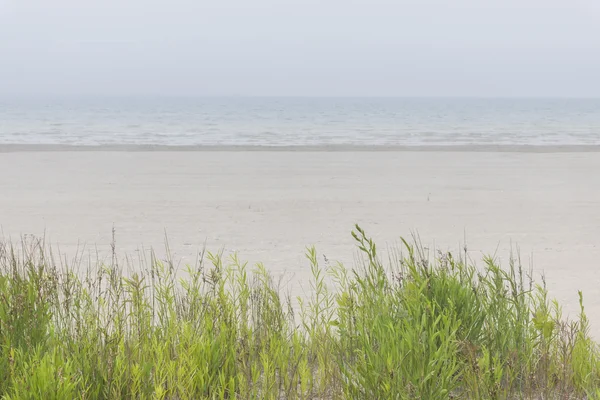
[1,0,599,97]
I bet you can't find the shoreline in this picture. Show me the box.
[2,143,600,153]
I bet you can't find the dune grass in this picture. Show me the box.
[0,225,599,399]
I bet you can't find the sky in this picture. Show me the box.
[1,0,599,97]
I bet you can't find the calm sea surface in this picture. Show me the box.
[1,97,599,146]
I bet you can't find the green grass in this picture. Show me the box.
[1,225,599,399]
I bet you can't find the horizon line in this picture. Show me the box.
[2,94,600,100]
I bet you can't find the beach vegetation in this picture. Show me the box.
[0,226,599,399]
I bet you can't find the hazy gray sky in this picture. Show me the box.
[1,0,599,97]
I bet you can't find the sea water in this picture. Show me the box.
[1,97,599,146]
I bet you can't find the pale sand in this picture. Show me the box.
[1,150,599,334]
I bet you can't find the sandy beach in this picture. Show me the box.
[1,149,599,334]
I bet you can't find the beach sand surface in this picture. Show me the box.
[1,150,599,334]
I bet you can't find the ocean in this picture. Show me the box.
[1,97,599,146]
